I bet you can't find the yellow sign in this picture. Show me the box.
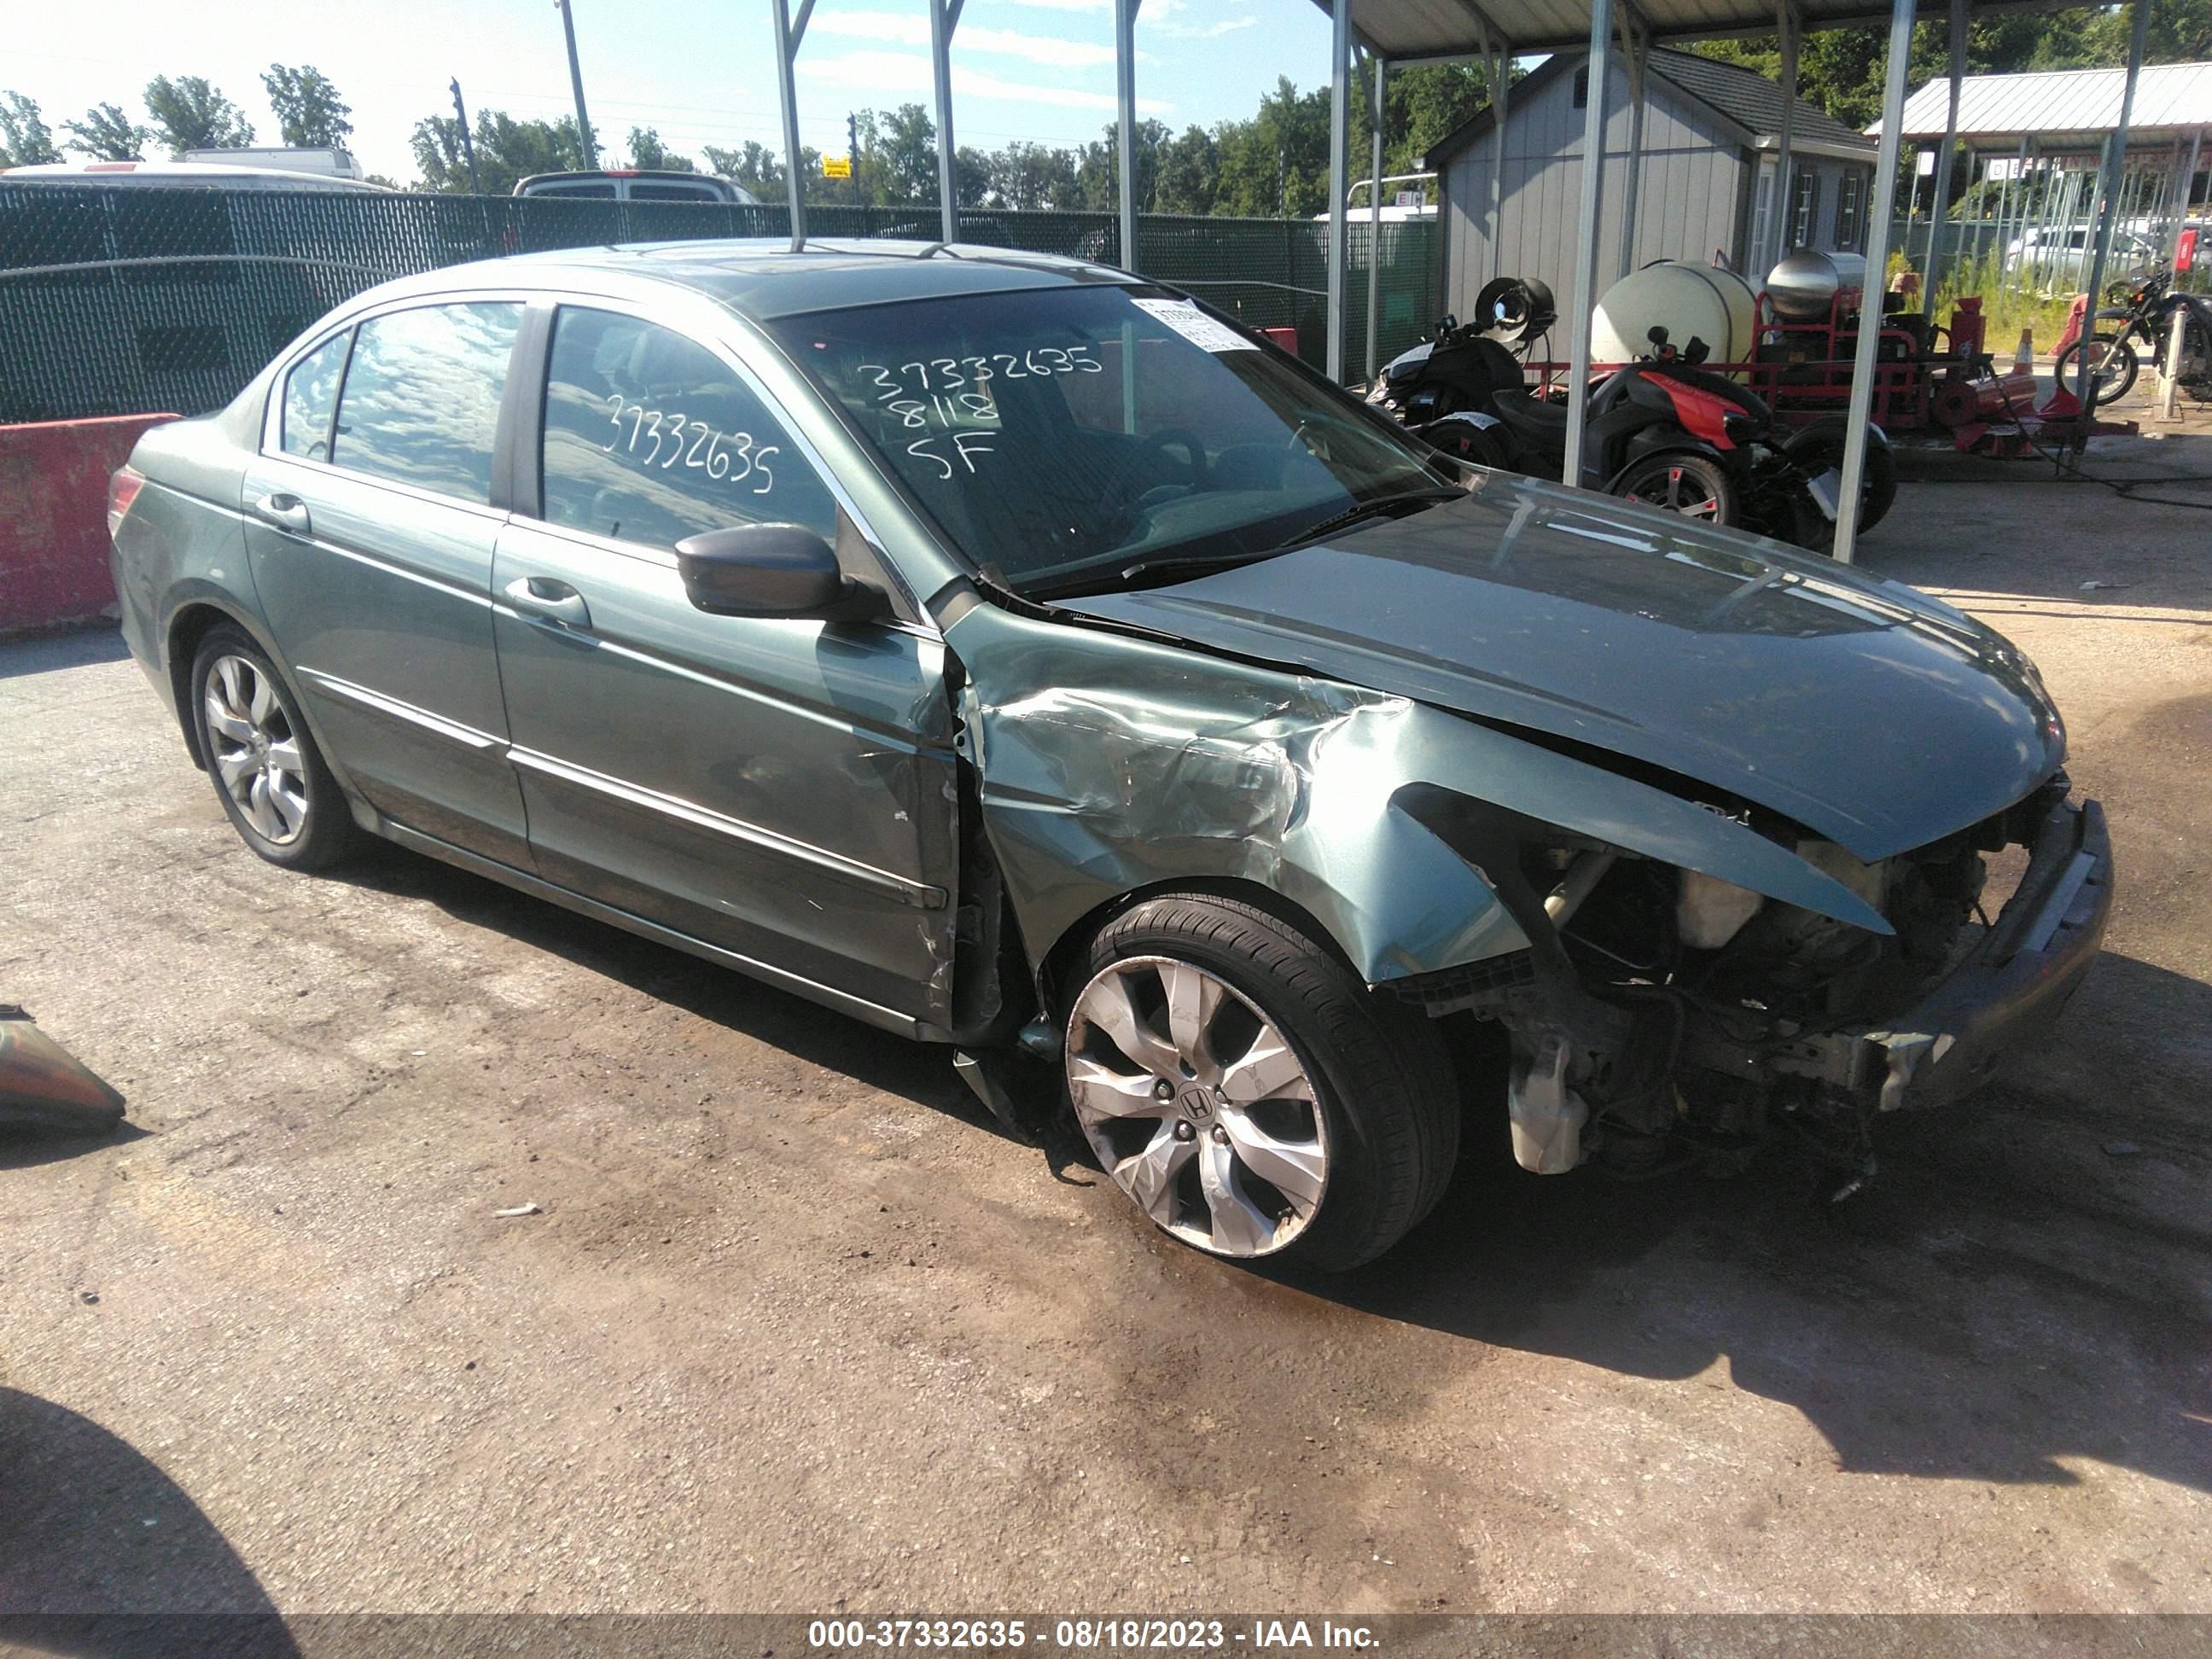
[822,155,852,178]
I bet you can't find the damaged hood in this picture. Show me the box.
[1057,474,2064,861]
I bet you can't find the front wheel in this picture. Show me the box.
[2053,333,2140,404]
[1615,452,1739,528]
[1062,893,1458,1271]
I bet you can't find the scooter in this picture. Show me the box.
[1372,285,1894,550]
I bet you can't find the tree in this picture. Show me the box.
[261,65,352,148]
[1155,125,1220,215]
[143,76,255,155]
[0,91,61,166]
[626,126,696,172]
[985,140,1078,210]
[410,108,594,194]
[62,102,150,162]
[1214,79,1331,216]
[704,141,783,194]
[1074,119,1168,211]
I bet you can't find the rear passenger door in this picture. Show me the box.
[243,300,532,864]
[489,302,961,1028]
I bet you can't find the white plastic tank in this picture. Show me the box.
[1590,261,1759,367]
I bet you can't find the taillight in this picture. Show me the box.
[108,465,145,540]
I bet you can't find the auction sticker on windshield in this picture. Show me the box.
[1131,298,1257,352]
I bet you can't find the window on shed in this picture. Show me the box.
[1573,67,1588,108]
[1790,170,1818,251]
[1834,172,1865,252]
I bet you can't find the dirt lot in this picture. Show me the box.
[3,424,2209,1620]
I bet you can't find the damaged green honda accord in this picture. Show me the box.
[109,241,2111,1269]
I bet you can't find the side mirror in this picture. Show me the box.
[673,522,875,619]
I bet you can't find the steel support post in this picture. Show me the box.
[1831,0,1914,564]
[1115,0,1141,272]
[1366,51,1388,383]
[772,0,814,253]
[2174,126,2205,275]
[2076,0,2151,417]
[1325,0,1351,382]
[1769,1,1798,271]
[1616,18,1649,280]
[1484,22,1510,282]
[556,0,598,169]
[932,0,963,245]
[1922,0,1966,318]
[1560,0,1613,491]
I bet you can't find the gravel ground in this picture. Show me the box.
[2,434,2209,1620]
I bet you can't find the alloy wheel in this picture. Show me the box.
[1066,954,1330,1257]
[203,655,309,845]
[1626,461,1723,521]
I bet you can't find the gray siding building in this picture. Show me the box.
[1427,50,1877,326]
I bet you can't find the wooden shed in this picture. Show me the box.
[1425,49,1877,325]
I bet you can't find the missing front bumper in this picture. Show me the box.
[1772,797,2113,1115]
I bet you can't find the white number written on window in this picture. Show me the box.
[599,396,777,495]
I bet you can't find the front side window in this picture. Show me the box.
[539,308,836,550]
[281,330,350,461]
[330,302,522,503]
[767,284,1443,597]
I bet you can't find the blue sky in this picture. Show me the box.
[9,0,1338,181]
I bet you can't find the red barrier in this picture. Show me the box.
[0,413,178,635]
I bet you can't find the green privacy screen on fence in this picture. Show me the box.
[0,185,1441,424]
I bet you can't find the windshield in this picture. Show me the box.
[766,284,1447,596]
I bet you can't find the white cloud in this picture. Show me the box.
[810,11,1117,67]
[800,49,1171,114]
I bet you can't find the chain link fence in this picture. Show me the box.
[0,184,1438,424]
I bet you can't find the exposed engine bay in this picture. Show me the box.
[1397,773,2103,1189]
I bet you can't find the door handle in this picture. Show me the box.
[503,575,591,629]
[252,492,311,536]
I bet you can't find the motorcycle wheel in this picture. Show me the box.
[2053,333,2140,405]
[1416,419,1516,471]
[1615,453,1738,528]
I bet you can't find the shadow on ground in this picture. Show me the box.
[314,838,2212,1500]
[0,1388,296,1652]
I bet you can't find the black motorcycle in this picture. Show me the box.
[2054,267,2212,404]
[1372,280,1893,551]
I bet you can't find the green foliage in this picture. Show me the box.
[261,65,352,149]
[143,75,255,156]
[410,110,596,194]
[61,102,150,162]
[625,126,696,172]
[0,91,61,166]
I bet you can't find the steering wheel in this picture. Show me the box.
[1138,426,1209,490]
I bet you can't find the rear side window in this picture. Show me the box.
[281,331,350,460]
[331,302,522,504]
[631,182,719,202]
[538,307,836,550]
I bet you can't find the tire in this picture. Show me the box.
[1062,892,1458,1272]
[2053,333,2140,405]
[189,625,363,871]
[1615,451,1739,529]
[1417,416,1514,470]
[1782,416,1899,545]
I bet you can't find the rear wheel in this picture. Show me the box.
[2053,333,2140,404]
[1615,452,1738,528]
[1781,416,1898,550]
[189,626,362,870]
[1063,893,1458,1272]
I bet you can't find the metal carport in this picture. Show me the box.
[765,0,2162,562]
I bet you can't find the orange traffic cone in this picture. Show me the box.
[2012,327,2034,375]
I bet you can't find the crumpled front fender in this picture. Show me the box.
[947,601,1890,993]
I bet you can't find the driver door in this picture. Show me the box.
[489,303,961,1029]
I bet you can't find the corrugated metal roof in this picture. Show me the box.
[1876,61,2212,145]
[1330,0,2082,63]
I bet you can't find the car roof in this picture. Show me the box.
[365,237,1134,321]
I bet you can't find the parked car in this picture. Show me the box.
[514,169,759,205]
[2003,224,2160,289]
[108,242,2110,1269]
[2,160,390,192]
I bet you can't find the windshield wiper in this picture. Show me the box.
[1281,484,1465,550]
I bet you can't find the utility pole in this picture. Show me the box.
[450,78,482,195]
[554,0,598,169]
